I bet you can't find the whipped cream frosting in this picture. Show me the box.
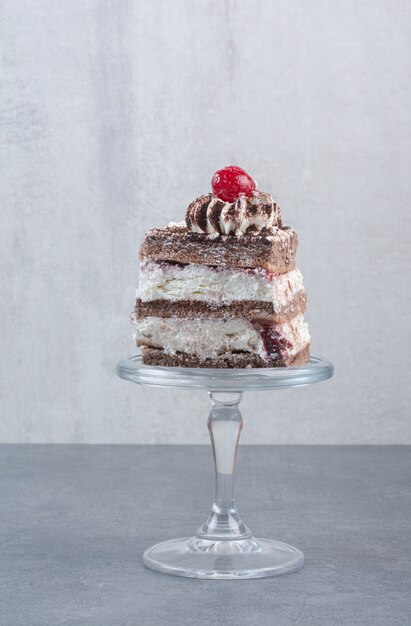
[138,259,304,310]
[132,315,310,361]
[185,191,282,236]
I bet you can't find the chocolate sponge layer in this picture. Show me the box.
[140,345,310,368]
[134,290,307,323]
[140,225,298,272]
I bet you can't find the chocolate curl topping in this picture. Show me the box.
[185,191,282,236]
[185,193,213,232]
[207,199,226,233]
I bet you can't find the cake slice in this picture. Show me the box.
[131,166,310,368]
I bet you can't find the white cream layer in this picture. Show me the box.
[132,315,310,361]
[138,259,305,311]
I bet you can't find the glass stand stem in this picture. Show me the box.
[188,392,258,553]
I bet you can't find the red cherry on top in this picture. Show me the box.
[211,165,256,203]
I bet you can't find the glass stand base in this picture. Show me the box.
[143,536,304,580]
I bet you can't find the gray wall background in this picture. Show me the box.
[1,0,410,444]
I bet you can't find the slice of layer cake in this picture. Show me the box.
[132,166,310,368]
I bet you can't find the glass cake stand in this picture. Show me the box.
[116,354,334,580]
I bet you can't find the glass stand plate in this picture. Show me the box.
[117,355,334,580]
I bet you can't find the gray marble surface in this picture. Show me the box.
[1,444,410,625]
[1,0,411,444]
